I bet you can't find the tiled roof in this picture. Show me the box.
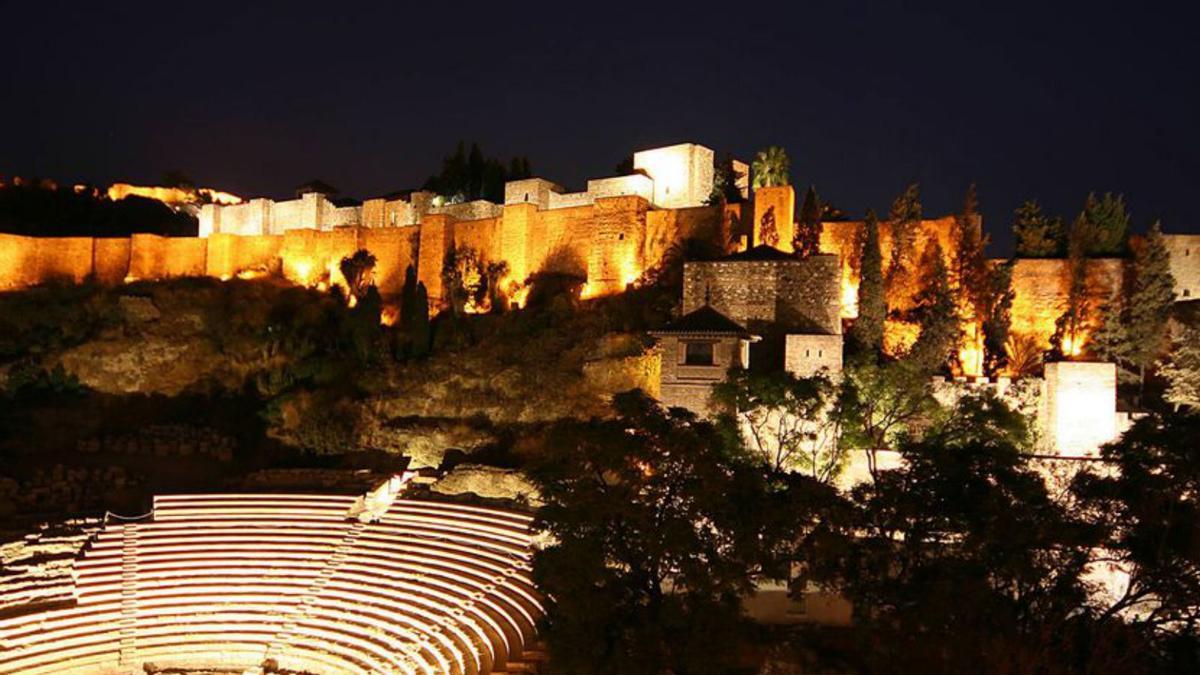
[650,305,756,338]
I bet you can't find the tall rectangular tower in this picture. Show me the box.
[633,143,714,209]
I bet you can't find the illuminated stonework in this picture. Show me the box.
[0,493,543,675]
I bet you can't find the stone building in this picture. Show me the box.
[650,305,757,415]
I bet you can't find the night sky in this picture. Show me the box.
[2,1,1197,254]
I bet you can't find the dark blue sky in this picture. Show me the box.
[2,0,1197,254]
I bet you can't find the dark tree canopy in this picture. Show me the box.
[423,141,532,203]
[0,182,197,237]
[793,185,823,258]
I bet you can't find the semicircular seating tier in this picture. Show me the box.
[0,493,544,675]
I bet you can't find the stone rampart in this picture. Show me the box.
[683,254,842,336]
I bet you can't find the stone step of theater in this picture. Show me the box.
[0,490,543,675]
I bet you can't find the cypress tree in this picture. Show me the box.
[1012,200,1062,258]
[1092,221,1176,391]
[851,209,886,354]
[982,261,1015,378]
[410,281,432,357]
[908,242,959,373]
[793,185,823,258]
[1075,192,1130,257]
[886,183,922,297]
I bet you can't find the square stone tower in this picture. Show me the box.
[633,143,715,209]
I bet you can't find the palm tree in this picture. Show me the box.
[751,146,791,188]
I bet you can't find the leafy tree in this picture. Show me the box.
[981,260,1015,377]
[850,209,885,355]
[793,185,822,258]
[1075,192,1131,257]
[441,245,489,316]
[908,242,960,373]
[838,356,938,478]
[1073,412,1200,658]
[707,152,746,205]
[1092,222,1176,391]
[423,141,532,203]
[711,367,844,480]
[1051,213,1092,359]
[529,390,768,674]
[338,249,377,301]
[1161,327,1200,411]
[751,146,790,188]
[1012,199,1063,258]
[953,183,990,316]
[885,183,922,297]
[805,394,1112,674]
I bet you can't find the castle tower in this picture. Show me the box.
[1043,361,1118,457]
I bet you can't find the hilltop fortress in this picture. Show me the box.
[2,141,1199,386]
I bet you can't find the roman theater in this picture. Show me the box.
[0,482,543,674]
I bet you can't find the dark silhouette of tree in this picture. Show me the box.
[850,209,885,354]
[1092,221,1176,393]
[908,242,960,373]
[1051,211,1092,359]
[886,183,922,298]
[1075,192,1131,257]
[0,182,196,237]
[707,152,746,205]
[804,394,1130,674]
[338,249,377,301]
[981,260,1015,377]
[529,390,780,674]
[793,185,822,258]
[1073,412,1200,669]
[1013,199,1063,257]
[423,142,531,203]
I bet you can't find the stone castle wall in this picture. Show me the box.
[1164,234,1200,300]
[682,254,842,336]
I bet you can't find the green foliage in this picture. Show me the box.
[338,249,377,300]
[1092,222,1176,389]
[1075,192,1131,257]
[793,185,823,258]
[422,141,532,203]
[1012,199,1063,258]
[908,242,960,373]
[886,183,922,295]
[804,394,1104,673]
[1051,212,1093,359]
[751,146,790,188]
[982,261,1015,377]
[1161,327,1200,411]
[1,362,86,399]
[0,284,117,362]
[952,183,990,316]
[838,356,938,458]
[850,209,886,354]
[1073,412,1200,654]
[529,390,769,673]
[440,245,498,316]
[711,367,845,480]
[706,152,746,205]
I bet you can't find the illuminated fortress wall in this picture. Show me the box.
[1163,233,1200,300]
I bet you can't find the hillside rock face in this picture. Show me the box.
[55,297,272,396]
[430,464,541,506]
